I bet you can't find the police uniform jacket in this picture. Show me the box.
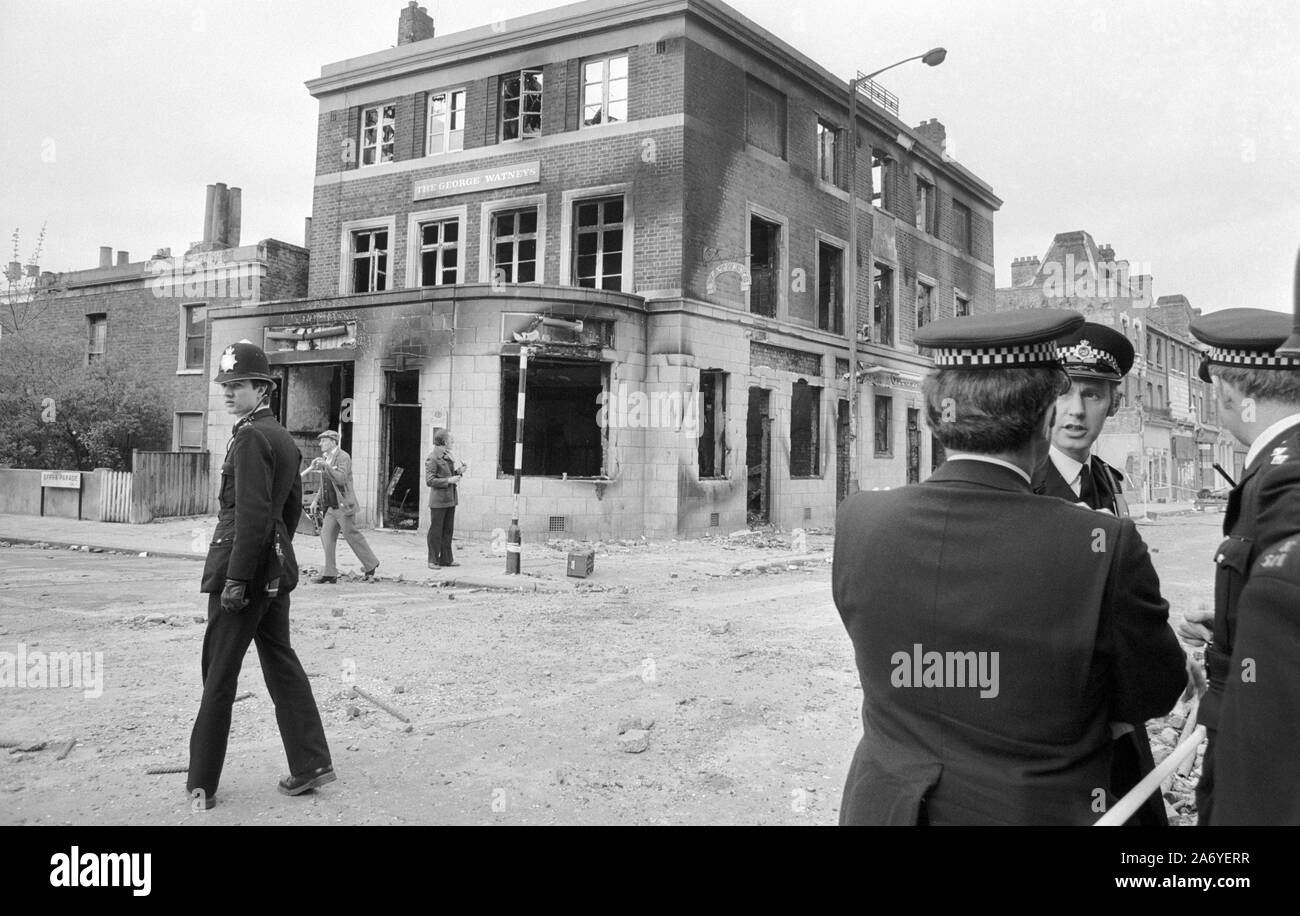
[1032,453,1126,516]
[833,459,1186,825]
[1208,421,1300,825]
[200,407,302,594]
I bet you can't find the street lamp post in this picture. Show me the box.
[844,47,946,497]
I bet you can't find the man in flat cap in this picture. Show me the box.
[307,429,380,584]
[1033,322,1133,517]
[1180,306,1300,825]
[833,309,1187,825]
[1032,321,1168,825]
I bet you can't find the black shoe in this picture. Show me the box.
[363,563,379,580]
[311,575,337,585]
[427,562,442,569]
[278,765,336,796]
[444,561,460,567]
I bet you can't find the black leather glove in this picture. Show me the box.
[220,578,249,612]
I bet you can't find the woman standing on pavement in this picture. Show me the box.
[426,428,465,568]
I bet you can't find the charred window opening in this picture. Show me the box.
[500,359,605,477]
[698,370,727,478]
[790,379,820,477]
[817,242,844,334]
[749,215,780,318]
[351,228,389,293]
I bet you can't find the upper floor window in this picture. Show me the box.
[492,208,539,283]
[573,197,624,291]
[418,218,459,286]
[870,150,891,211]
[87,314,107,363]
[873,263,894,345]
[361,104,396,166]
[816,119,841,185]
[954,294,970,318]
[952,200,972,254]
[182,303,206,370]
[748,214,781,318]
[582,55,628,127]
[817,241,844,334]
[915,176,935,233]
[916,281,934,329]
[351,228,389,293]
[501,69,543,141]
[745,76,786,159]
[427,89,466,155]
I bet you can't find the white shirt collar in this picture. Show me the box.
[944,453,1032,486]
[1245,413,1300,470]
[1049,445,1087,496]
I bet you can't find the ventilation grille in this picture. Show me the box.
[709,512,720,527]
[548,516,567,533]
[655,39,667,55]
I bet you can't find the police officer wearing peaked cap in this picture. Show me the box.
[1030,321,1170,825]
[1181,307,1300,825]
[833,309,1188,825]
[186,340,334,809]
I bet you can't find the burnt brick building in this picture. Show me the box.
[208,0,1001,539]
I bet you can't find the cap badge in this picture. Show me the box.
[219,347,238,372]
[1271,447,1290,466]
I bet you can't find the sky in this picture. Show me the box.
[2,0,1297,314]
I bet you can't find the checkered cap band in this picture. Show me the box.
[1058,340,1121,374]
[1208,346,1300,370]
[931,341,1060,368]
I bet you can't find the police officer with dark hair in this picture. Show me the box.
[1182,307,1300,825]
[833,310,1188,825]
[187,340,334,809]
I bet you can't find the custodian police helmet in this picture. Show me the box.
[213,339,278,386]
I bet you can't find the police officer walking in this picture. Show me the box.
[1180,308,1300,825]
[187,340,335,809]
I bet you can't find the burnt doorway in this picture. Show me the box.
[381,370,421,529]
[747,387,771,524]
[837,398,850,502]
[907,408,921,484]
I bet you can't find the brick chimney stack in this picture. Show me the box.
[914,118,947,153]
[1011,256,1041,288]
[1098,243,1116,262]
[398,2,435,45]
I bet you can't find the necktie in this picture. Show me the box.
[1078,464,1097,508]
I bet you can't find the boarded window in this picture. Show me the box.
[790,380,820,477]
[746,77,786,159]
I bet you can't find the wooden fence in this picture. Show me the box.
[129,450,210,523]
[100,470,133,523]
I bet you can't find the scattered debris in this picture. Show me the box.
[617,716,655,734]
[145,765,189,775]
[347,705,362,719]
[233,692,254,703]
[56,738,76,761]
[14,741,47,753]
[350,686,410,724]
[707,621,731,636]
[618,730,650,753]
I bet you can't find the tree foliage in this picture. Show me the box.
[0,334,171,470]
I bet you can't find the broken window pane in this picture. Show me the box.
[500,359,605,476]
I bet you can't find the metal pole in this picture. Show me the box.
[845,76,860,497]
[506,345,528,574]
